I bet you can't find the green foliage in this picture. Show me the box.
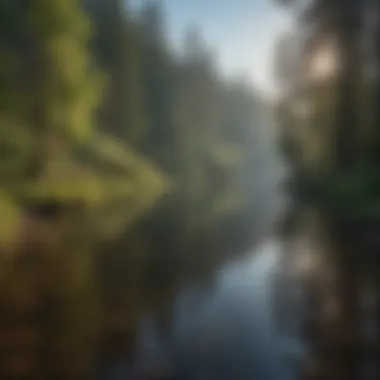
[0,119,33,179]
[27,0,105,141]
[0,1,166,378]
[0,191,20,243]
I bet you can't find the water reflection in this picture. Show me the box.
[131,240,300,380]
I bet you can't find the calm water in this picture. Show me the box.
[100,166,297,380]
[130,239,303,380]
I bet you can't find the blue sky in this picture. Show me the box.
[132,0,292,95]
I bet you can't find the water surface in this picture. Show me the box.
[135,239,301,380]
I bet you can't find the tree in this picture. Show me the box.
[273,1,379,379]
[0,1,167,379]
[85,0,147,147]
[26,0,104,178]
[138,0,175,165]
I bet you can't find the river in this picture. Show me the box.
[98,163,298,380]
[128,238,304,380]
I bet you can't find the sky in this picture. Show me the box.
[132,0,293,96]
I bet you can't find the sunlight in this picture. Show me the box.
[308,42,339,82]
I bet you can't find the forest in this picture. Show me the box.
[275,0,380,379]
[0,1,281,379]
